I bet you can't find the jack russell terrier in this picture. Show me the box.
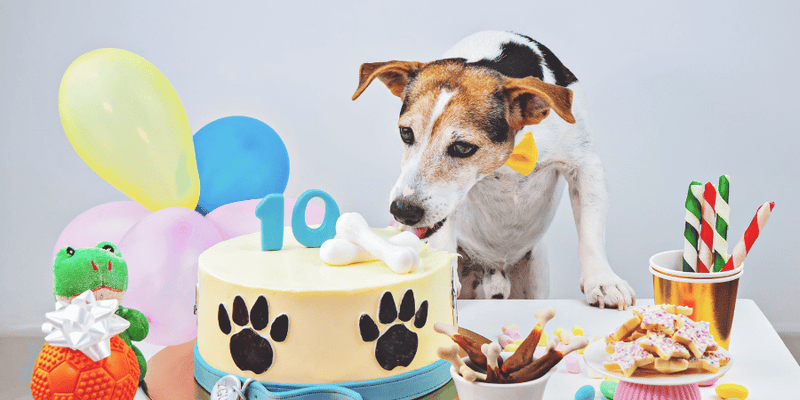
[352,31,635,309]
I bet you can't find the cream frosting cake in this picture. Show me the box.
[196,226,456,384]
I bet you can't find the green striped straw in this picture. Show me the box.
[683,181,703,272]
[713,175,731,272]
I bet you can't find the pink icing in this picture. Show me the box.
[675,315,718,353]
[605,337,652,370]
[639,332,690,358]
[638,306,679,332]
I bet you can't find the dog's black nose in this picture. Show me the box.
[491,294,505,299]
[390,199,424,226]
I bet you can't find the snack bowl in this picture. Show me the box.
[449,353,556,400]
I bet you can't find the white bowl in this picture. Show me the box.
[449,355,556,400]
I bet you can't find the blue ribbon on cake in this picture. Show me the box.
[194,344,450,400]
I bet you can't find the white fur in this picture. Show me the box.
[394,31,635,308]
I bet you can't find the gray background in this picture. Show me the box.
[2,0,799,341]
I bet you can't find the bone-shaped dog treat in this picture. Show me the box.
[481,342,512,384]
[335,213,420,273]
[434,322,487,366]
[437,345,486,382]
[501,306,556,374]
[510,336,589,382]
[320,231,424,266]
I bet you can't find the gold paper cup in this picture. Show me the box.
[650,250,743,349]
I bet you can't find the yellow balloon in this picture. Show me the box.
[59,48,200,211]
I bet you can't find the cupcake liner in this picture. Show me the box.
[614,381,701,400]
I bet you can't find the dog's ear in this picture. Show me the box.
[503,76,575,130]
[352,61,424,100]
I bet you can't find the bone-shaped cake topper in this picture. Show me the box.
[333,213,420,273]
[437,344,486,382]
[319,231,424,266]
[481,342,502,370]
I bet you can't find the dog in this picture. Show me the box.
[352,31,635,309]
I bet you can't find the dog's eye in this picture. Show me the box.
[447,141,479,158]
[399,127,414,145]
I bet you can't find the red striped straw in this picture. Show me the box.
[697,182,717,273]
[722,201,775,271]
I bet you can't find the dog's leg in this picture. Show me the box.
[456,247,483,299]
[508,244,550,299]
[563,153,635,310]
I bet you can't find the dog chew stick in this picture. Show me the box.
[481,342,512,384]
[501,307,556,374]
[437,345,486,382]
[509,337,589,383]
[434,322,488,366]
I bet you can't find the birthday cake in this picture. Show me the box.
[194,224,457,395]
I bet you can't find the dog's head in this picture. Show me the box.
[353,59,575,238]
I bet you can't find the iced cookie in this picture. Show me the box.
[688,351,730,373]
[603,338,655,377]
[673,316,719,358]
[607,315,643,343]
[633,305,680,335]
[638,331,690,360]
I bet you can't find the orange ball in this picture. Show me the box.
[30,335,140,400]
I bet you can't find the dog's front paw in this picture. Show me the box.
[580,270,635,311]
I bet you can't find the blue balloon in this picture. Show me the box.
[193,116,290,214]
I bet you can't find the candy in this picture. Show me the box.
[504,343,519,353]
[501,324,522,340]
[722,201,775,271]
[498,334,515,348]
[575,385,595,400]
[502,307,555,374]
[600,379,618,399]
[538,332,549,346]
[713,175,731,272]
[697,182,717,273]
[554,327,566,340]
[564,354,581,374]
[572,325,584,336]
[682,181,703,272]
[716,383,748,399]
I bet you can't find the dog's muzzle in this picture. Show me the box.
[390,199,425,226]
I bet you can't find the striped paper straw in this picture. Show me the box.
[697,182,717,273]
[682,181,703,272]
[713,175,731,272]
[722,202,775,271]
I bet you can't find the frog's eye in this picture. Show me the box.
[102,244,115,253]
[65,247,75,256]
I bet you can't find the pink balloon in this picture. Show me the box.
[119,207,223,346]
[52,201,151,262]
[205,197,326,240]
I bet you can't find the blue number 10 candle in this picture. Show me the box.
[255,189,340,251]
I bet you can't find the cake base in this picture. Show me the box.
[144,340,457,400]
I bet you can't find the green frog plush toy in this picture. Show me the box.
[52,241,149,381]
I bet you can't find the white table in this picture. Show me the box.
[457,298,800,399]
[138,298,799,399]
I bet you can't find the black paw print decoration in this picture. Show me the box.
[359,289,429,370]
[218,295,289,374]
